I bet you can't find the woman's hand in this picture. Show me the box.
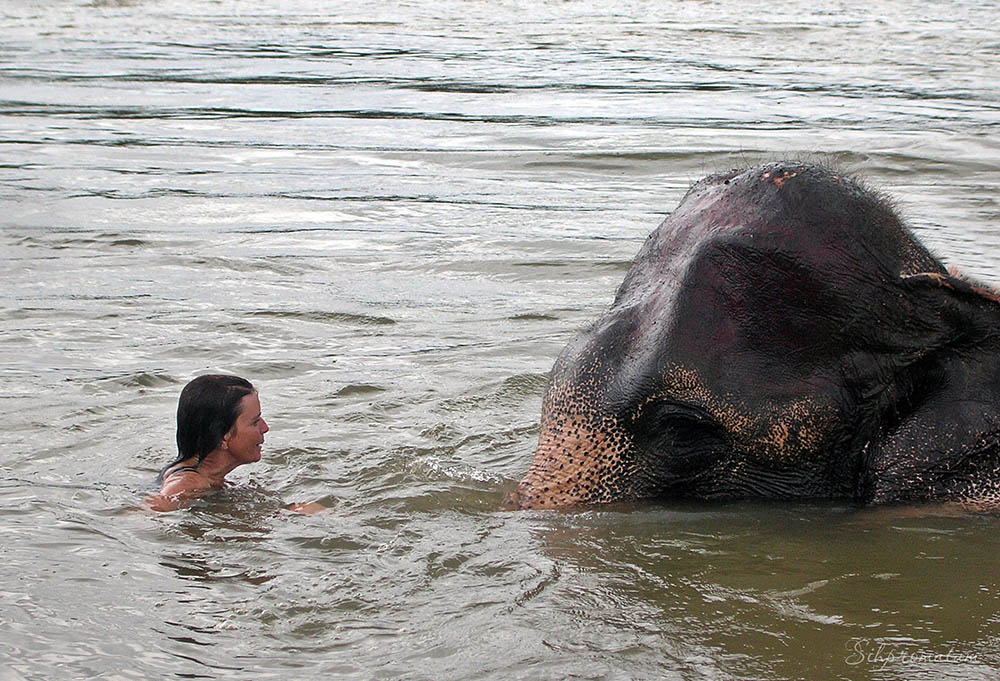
[286,500,327,514]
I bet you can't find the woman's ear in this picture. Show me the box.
[220,422,240,450]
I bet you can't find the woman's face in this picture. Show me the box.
[225,392,269,464]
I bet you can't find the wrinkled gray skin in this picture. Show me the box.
[513,162,1000,509]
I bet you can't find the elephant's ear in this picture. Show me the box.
[902,270,1000,306]
[897,268,1000,352]
[865,269,1000,504]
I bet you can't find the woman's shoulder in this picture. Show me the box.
[161,468,210,494]
[146,469,213,512]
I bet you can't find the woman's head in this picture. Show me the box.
[175,374,257,464]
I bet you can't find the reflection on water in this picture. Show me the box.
[531,503,1000,679]
[2,0,1000,679]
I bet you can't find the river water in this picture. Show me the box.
[2,1,1000,679]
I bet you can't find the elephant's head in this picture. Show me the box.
[513,163,1000,509]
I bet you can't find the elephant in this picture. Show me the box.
[512,162,1000,509]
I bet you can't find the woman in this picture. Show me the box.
[147,374,324,513]
[146,374,269,512]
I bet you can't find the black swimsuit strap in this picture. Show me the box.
[165,465,199,478]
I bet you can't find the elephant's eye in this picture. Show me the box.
[635,401,710,431]
[627,402,730,495]
[634,402,727,460]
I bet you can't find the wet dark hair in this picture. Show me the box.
[158,374,256,481]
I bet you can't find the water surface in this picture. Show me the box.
[2,1,1000,679]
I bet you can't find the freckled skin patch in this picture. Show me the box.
[660,365,835,462]
[764,166,799,189]
[515,162,1000,510]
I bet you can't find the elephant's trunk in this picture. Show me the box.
[514,408,637,509]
